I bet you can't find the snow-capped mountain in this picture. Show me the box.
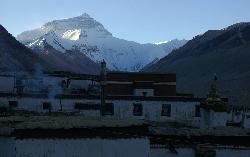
[17,13,187,71]
[0,24,99,74]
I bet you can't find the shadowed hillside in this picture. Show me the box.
[144,23,250,105]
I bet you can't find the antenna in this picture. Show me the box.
[100,60,107,116]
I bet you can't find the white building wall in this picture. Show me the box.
[14,138,150,157]
[216,148,250,157]
[105,100,199,122]
[150,147,250,157]
[243,113,250,128]
[200,109,229,129]
[0,137,15,157]
[43,76,65,87]
[2,137,250,157]
[0,76,15,93]
[43,76,94,90]
[69,80,93,89]
[150,148,194,157]
[0,96,200,123]
[232,111,244,123]
[211,112,229,127]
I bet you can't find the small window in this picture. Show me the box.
[195,105,201,117]
[43,102,51,110]
[9,101,18,108]
[161,104,171,116]
[74,103,99,110]
[142,92,147,97]
[133,103,143,116]
[101,103,114,116]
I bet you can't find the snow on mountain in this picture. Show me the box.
[17,13,187,71]
[155,39,188,54]
[154,40,169,45]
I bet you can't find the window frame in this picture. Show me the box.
[43,102,52,110]
[8,101,18,108]
[101,103,114,116]
[161,104,171,117]
[133,103,143,116]
[195,105,201,117]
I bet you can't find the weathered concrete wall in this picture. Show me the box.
[14,138,149,157]
[150,148,194,157]
[150,147,250,157]
[200,109,229,129]
[0,96,199,123]
[0,76,15,93]
[0,137,15,157]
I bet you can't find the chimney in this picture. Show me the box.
[100,59,107,85]
[100,60,107,115]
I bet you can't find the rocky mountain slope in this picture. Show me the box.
[0,24,99,74]
[17,13,187,71]
[145,22,250,105]
[0,24,50,73]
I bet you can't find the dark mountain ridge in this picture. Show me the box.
[0,25,99,74]
[0,25,50,72]
[145,22,250,105]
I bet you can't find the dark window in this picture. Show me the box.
[15,80,23,86]
[161,104,171,116]
[195,105,201,117]
[133,103,143,116]
[43,102,51,110]
[0,106,8,113]
[142,92,147,96]
[74,103,100,110]
[101,103,114,116]
[9,101,18,108]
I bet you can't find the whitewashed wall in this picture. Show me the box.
[232,111,244,123]
[150,148,195,157]
[69,80,93,89]
[43,76,94,90]
[110,100,199,123]
[216,148,250,157]
[43,76,66,87]
[0,96,199,123]
[0,137,15,157]
[14,138,149,157]
[0,76,15,93]
[200,109,229,129]
[244,114,250,128]
[2,137,250,157]
[150,147,250,157]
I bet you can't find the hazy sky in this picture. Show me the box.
[0,0,250,43]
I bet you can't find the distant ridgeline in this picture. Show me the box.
[144,22,250,105]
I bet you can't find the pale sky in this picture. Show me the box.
[0,0,250,43]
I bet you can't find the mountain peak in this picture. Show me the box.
[17,13,112,43]
[79,12,91,18]
[224,22,250,31]
[16,13,186,72]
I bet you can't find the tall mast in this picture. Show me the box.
[100,60,107,115]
